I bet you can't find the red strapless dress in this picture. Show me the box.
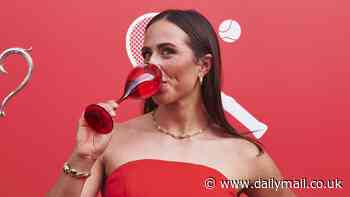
[102,159,238,196]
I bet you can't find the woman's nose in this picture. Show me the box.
[144,55,167,78]
[149,51,170,65]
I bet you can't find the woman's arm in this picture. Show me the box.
[46,100,118,197]
[45,150,104,197]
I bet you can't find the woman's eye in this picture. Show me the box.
[161,48,174,56]
[142,51,151,59]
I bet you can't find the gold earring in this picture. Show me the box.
[199,75,203,84]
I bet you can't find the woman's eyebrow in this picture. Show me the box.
[142,42,176,52]
[157,43,176,49]
[141,42,176,53]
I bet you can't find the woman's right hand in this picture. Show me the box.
[72,100,119,163]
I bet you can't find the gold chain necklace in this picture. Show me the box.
[151,110,207,139]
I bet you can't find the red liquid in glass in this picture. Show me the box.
[124,64,162,99]
[84,64,162,134]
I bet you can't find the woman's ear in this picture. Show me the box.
[198,54,213,76]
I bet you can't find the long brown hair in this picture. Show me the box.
[143,9,264,155]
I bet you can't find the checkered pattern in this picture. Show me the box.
[129,16,154,66]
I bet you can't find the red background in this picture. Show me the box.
[1,0,349,196]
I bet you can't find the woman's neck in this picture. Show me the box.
[154,97,211,136]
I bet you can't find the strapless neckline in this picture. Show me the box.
[106,158,230,181]
[102,158,238,197]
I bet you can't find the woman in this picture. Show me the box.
[46,9,295,197]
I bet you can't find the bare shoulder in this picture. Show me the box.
[229,138,296,196]
[112,112,152,136]
[101,112,153,172]
[219,135,262,161]
[250,147,282,181]
[102,112,152,154]
[226,137,281,181]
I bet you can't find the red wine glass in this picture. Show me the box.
[84,64,162,134]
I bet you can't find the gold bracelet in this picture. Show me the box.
[63,162,91,179]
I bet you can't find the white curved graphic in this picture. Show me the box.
[125,13,268,139]
[221,92,267,139]
[125,12,159,67]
